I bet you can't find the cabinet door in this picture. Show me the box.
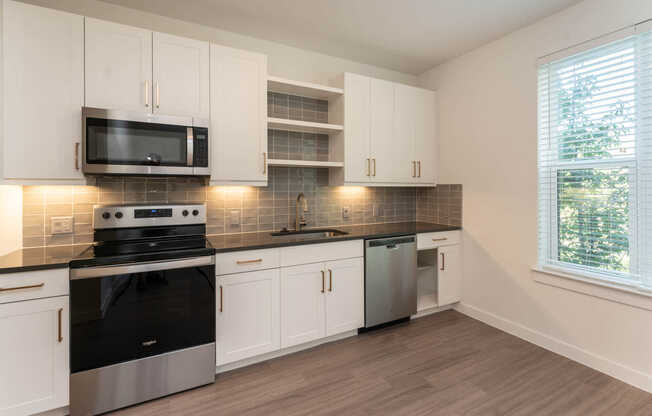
[438,244,461,306]
[3,0,84,180]
[415,88,438,184]
[324,257,364,336]
[210,44,267,185]
[393,84,418,183]
[216,269,280,366]
[85,18,152,112]
[344,73,372,183]
[281,263,326,348]
[369,78,396,183]
[153,32,209,118]
[0,296,69,416]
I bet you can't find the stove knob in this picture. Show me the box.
[115,212,123,219]
[102,212,110,220]
[182,210,189,217]
[192,209,199,216]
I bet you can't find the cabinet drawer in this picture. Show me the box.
[417,231,461,250]
[216,248,280,275]
[280,240,363,267]
[0,268,69,304]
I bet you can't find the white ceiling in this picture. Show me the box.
[99,0,583,74]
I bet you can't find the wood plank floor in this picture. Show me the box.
[110,311,652,416]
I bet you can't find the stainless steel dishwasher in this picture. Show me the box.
[364,235,417,328]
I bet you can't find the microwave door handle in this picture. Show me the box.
[187,127,194,166]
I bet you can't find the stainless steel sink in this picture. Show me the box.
[270,228,349,239]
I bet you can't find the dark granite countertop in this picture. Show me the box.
[0,222,461,274]
[208,222,461,253]
[0,246,85,275]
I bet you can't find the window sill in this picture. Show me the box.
[532,266,652,312]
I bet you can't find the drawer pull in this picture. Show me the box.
[236,258,263,265]
[57,308,63,343]
[0,282,44,292]
[432,237,448,242]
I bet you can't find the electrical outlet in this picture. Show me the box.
[342,206,350,219]
[229,210,240,226]
[51,216,73,234]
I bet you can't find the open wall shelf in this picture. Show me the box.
[267,76,343,101]
[268,117,343,135]
[267,159,343,168]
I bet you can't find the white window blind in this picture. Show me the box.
[538,26,652,288]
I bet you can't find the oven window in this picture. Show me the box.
[86,118,188,166]
[70,264,215,373]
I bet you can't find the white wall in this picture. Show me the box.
[419,0,652,392]
[16,0,417,87]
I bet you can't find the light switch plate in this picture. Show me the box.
[51,216,73,234]
[229,210,240,226]
[342,206,350,219]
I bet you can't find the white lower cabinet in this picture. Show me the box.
[281,257,364,348]
[0,296,69,416]
[280,263,326,348]
[437,244,462,306]
[216,269,280,366]
[324,258,364,337]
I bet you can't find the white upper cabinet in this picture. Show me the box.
[0,296,69,416]
[85,18,152,112]
[210,44,267,185]
[339,72,438,186]
[153,32,209,118]
[393,83,418,183]
[414,88,438,185]
[369,78,396,183]
[343,73,372,183]
[3,0,84,182]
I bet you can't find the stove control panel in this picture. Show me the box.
[93,204,206,229]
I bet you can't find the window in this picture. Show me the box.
[538,25,652,288]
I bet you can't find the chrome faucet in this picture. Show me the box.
[296,193,308,231]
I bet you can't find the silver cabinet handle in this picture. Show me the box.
[58,308,63,343]
[263,152,267,174]
[440,252,445,271]
[321,270,325,293]
[75,142,80,170]
[412,161,416,178]
[372,158,376,176]
[236,258,262,265]
[418,161,421,178]
[155,81,160,108]
[219,285,223,312]
[328,269,333,292]
[366,158,370,176]
[0,282,44,292]
[145,80,149,107]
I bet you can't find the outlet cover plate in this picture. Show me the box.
[342,206,350,219]
[51,216,73,234]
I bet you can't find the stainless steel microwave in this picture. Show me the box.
[82,107,209,176]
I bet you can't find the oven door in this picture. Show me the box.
[82,107,196,175]
[70,256,215,373]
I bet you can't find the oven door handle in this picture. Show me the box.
[70,256,215,280]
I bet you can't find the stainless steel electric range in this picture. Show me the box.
[68,204,216,416]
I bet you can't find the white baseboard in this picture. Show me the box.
[454,303,652,393]
[33,406,68,416]
[216,330,358,374]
